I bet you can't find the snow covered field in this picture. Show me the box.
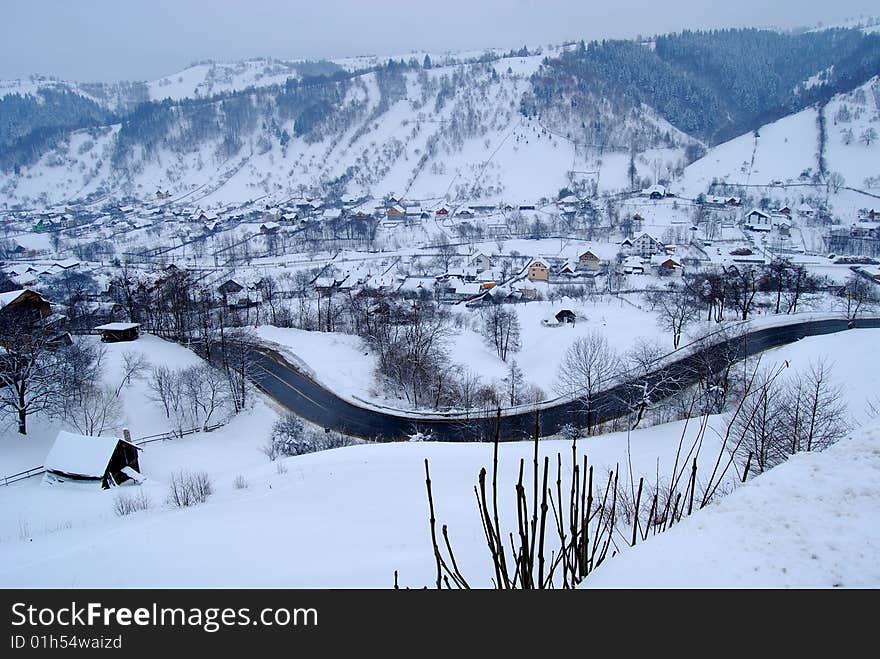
[255,296,671,409]
[0,329,877,588]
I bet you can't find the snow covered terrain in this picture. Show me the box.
[2,21,879,592]
[0,329,876,588]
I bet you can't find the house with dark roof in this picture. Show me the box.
[44,430,142,488]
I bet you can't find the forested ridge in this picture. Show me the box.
[524,27,880,144]
[1,27,878,175]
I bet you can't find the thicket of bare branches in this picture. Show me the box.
[262,413,357,460]
[147,363,232,435]
[113,489,152,516]
[167,470,213,507]
[729,359,849,474]
[409,354,853,589]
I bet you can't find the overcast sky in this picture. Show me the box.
[1,1,875,82]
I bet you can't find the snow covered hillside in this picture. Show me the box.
[1,47,694,209]
[0,329,876,588]
[582,428,880,588]
[679,77,880,199]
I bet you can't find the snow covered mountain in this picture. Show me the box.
[1,26,878,209]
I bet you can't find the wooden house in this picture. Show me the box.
[745,209,771,232]
[0,289,52,331]
[577,250,601,271]
[44,430,142,489]
[94,322,141,342]
[527,259,550,282]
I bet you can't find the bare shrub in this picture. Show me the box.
[265,414,357,460]
[233,475,249,490]
[113,489,152,516]
[167,470,213,507]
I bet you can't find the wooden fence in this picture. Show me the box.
[1,419,227,487]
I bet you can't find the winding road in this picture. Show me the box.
[245,316,880,441]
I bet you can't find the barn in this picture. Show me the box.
[44,431,143,488]
[94,322,141,342]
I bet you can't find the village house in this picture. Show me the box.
[555,261,578,277]
[641,184,667,200]
[470,253,492,273]
[94,322,141,343]
[797,203,814,218]
[657,258,683,278]
[44,430,142,488]
[0,288,52,329]
[576,250,601,271]
[775,206,792,218]
[622,256,645,275]
[542,308,578,327]
[744,209,772,232]
[631,233,666,258]
[218,278,245,299]
[526,258,550,282]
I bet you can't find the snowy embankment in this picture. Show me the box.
[0,330,877,587]
[581,428,880,588]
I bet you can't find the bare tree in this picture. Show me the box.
[782,360,848,455]
[726,265,763,321]
[556,331,620,434]
[618,338,675,429]
[482,305,521,362]
[218,327,259,413]
[63,384,123,436]
[453,368,483,415]
[147,365,178,420]
[646,282,697,349]
[115,351,150,397]
[841,273,876,321]
[0,323,94,435]
[180,365,230,431]
[731,360,849,476]
[730,367,787,473]
[503,360,525,406]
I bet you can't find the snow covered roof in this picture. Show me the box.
[641,184,667,197]
[44,431,137,479]
[575,243,619,261]
[94,322,140,331]
[0,288,46,311]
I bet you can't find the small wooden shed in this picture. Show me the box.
[94,322,140,342]
[44,431,142,488]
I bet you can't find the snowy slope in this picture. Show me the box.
[582,429,880,588]
[678,77,880,196]
[0,329,876,588]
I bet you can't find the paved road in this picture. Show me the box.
[246,317,880,441]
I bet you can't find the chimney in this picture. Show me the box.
[122,428,132,444]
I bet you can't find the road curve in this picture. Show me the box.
[246,317,880,442]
